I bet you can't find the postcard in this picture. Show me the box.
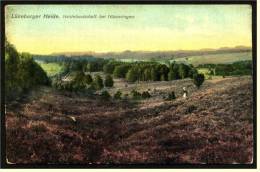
[2,2,256,168]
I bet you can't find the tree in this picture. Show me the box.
[113,65,130,78]
[168,63,180,80]
[158,64,169,81]
[104,75,114,87]
[126,68,138,82]
[151,68,158,81]
[143,68,151,81]
[103,63,115,74]
[193,73,205,89]
[86,62,96,72]
[93,74,104,90]
[188,68,198,78]
[85,74,93,84]
[178,64,190,79]
[5,39,49,101]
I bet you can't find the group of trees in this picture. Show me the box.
[63,59,108,74]
[103,61,198,83]
[197,60,252,77]
[53,72,114,92]
[5,40,49,101]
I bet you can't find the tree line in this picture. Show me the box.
[103,61,199,83]
[197,60,252,77]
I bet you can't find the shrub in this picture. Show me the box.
[166,91,176,100]
[114,90,122,100]
[93,74,104,90]
[104,75,114,87]
[193,73,205,89]
[85,74,93,84]
[130,89,141,99]
[100,90,111,101]
[141,91,151,99]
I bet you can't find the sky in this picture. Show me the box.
[5,5,252,55]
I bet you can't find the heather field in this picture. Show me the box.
[6,76,253,164]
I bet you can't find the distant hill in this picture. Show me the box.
[48,46,252,60]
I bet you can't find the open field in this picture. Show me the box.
[36,61,64,77]
[6,76,253,164]
[172,52,252,66]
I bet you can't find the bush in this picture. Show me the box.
[85,74,93,84]
[130,89,141,99]
[141,91,151,99]
[114,90,122,100]
[104,75,114,87]
[166,91,176,100]
[193,73,205,89]
[100,90,111,101]
[93,74,104,90]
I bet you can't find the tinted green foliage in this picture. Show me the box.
[100,90,111,100]
[178,63,191,79]
[52,71,94,92]
[197,60,252,77]
[126,68,139,82]
[5,41,49,101]
[113,64,131,78]
[114,90,122,100]
[85,74,93,84]
[103,61,124,73]
[93,75,104,90]
[104,75,114,87]
[193,73,205,89]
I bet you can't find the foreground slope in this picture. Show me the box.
[6,76,253,164]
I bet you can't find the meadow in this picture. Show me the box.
[172,52,252,66]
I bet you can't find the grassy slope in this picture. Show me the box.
[6,76,253,164]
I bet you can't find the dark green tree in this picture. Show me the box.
[113,65,130,78]
[85,74,93,84]
[178,64,190,79]
[103,63,115,74]
[104,75,114,87]
[114,90,122,100]
[93,74,104,90]
[193,73,205,89]
[126,68,138,82]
